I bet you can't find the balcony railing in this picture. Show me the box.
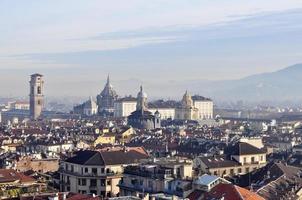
[118,182,156,194]
[123,168,173,179]
[59,169,120,177]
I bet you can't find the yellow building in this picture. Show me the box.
[117,127,135,144]
[94,133,116,147]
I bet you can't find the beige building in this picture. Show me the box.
[29,73,44,120]
[60,147,149,198]
[119,157,193,198]
[114,97,137,118]
[195,142,267,177]
[175,91,199,120]
[15,156,59,173]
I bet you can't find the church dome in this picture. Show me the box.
[181,90,193,108]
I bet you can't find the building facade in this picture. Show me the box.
[192,95,213,119]
[175,91,199,120]
[119,158,193,198]
[59,148,149,198]
[114,97,137,118]
[73,97,98,116]
[29,73,44,120]
[195,142,267,178]
[149,108,175,120]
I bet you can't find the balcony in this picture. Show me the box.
[59,169,121,178]
[118,181,156,194]
[123,167,173,179]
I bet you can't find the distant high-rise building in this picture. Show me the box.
[29,74,44,120]
[96,75,118,114]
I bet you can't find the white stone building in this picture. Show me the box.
[114,97,137,118]
[192,95,214,119]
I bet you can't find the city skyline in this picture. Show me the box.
[1,1,302,97]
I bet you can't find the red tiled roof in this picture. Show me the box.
[0,169,35,184]
[204,183,264,200]
[188,190,203,200]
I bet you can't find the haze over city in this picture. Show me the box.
[2,1,302,200]
[1,0,302,100]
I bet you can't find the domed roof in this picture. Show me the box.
[99,75,118,97]
[182,90,193,108]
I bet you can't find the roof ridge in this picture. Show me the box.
[234,185,245,200]
[84,151,102,165]
[99,151,106,165]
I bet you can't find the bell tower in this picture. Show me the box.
[29,73,44,120]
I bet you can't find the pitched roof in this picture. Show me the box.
[187,190,203,200]
[199,155,240,168]
[225,142,266,156]
[204,183,264,200]
[65,149,149,166]
[101,149,149,165]
[65,151,105,165]
[0,169,35,184]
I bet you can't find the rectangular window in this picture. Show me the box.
[92,168,97,175]
[85,168,88,173]
[82,179,87,186]
[238,168,242,173]
[245,167,249,173]
[107,179,111,186]
[90,179,97,187]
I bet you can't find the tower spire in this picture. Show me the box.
[107,74,110,85]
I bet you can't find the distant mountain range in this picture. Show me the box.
[192,63,302,102]
[115,64,302,103]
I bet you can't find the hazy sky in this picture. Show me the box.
[1,0,302,97]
